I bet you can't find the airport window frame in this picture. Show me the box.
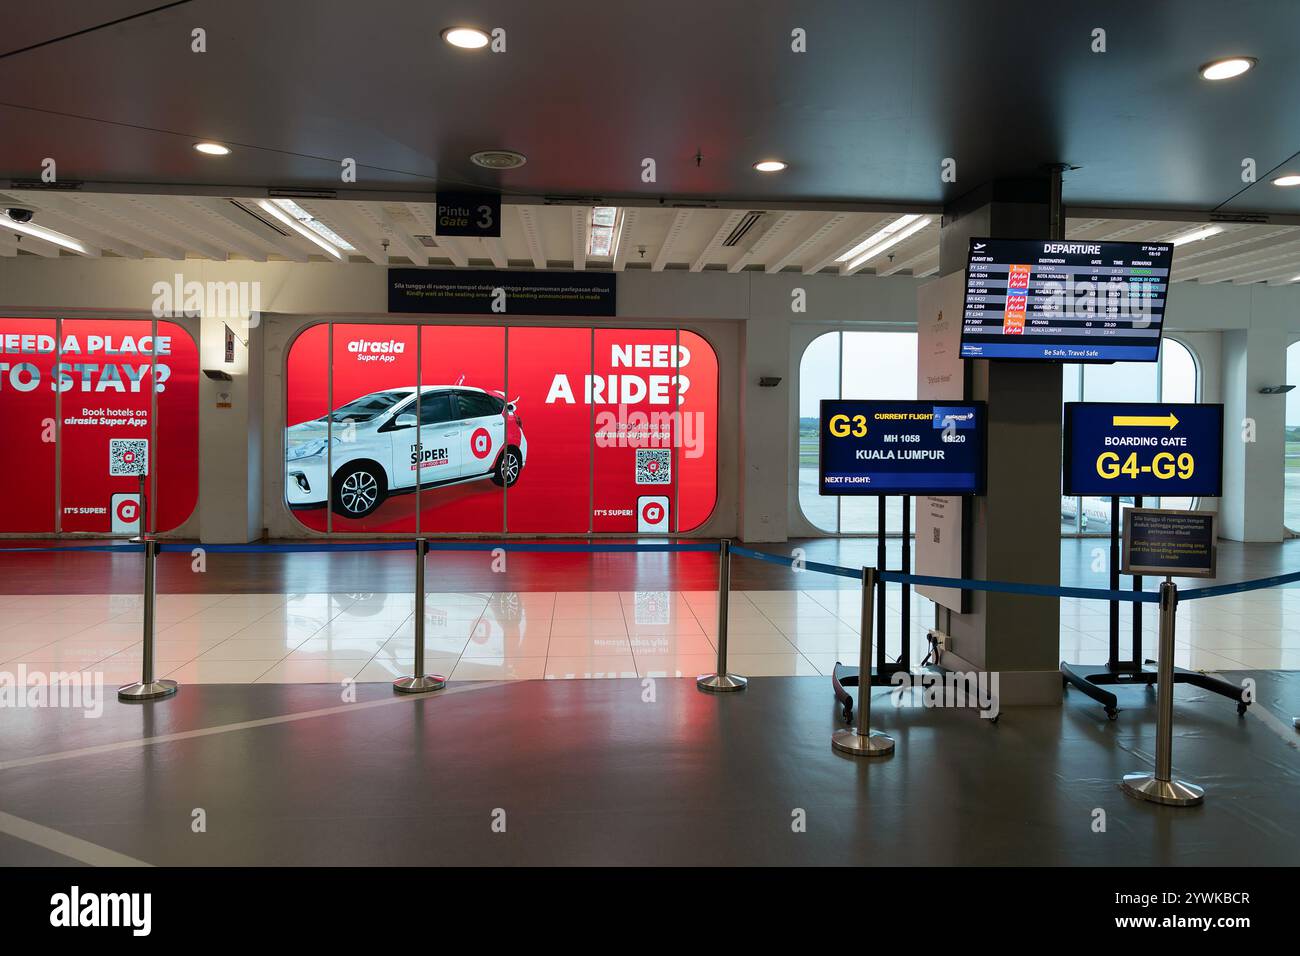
[796,328,919,536]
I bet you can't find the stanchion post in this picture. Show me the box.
[118,538,178,702]
[395,538,447,694]
[831,567,894,756]
[696,539,747,692]
[1121,578,1203,806]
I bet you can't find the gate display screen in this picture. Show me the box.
[960,237,1173,362]
[819,400,986,495]
[1063,402,1223,497]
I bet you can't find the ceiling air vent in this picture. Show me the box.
[228,199,291,237]
[722,211,765,247]
[471,150,528,170]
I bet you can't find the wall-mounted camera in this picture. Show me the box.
[4,208,35,224]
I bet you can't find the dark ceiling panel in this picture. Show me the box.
[0,0,1297,212]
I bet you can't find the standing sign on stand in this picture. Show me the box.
[1122,509,1217,578]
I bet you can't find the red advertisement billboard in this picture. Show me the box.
[284,323,717,534]
[0,317,198,534]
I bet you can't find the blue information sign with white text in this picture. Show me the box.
[819,400,986,496]
[1063,402,1223,497]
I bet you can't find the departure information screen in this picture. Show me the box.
[959,237,1173,363]
[819,400,986,496]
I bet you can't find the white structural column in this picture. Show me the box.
[935,180,1063,705]
[198,309,264,543]
[1221,300,1288,541]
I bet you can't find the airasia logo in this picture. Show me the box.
[346,339,406,354]
[469,427,492,459]
[641,501,664,525]
[116,499,138,523]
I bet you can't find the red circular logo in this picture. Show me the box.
[470,427,492,459]
[641,502,663,525]
[646,460,659,473]
[123,451,135,464]
[116,499,138,523]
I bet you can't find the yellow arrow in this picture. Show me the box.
[1112,413,1179,429]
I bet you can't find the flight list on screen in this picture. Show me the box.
[959,237,1174,363]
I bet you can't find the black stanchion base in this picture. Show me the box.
[1060,660,1249,720]
[832,661,909,724]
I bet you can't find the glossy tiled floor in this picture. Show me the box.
[2,584,1298,684]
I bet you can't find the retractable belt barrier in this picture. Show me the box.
[2,538,1294,774]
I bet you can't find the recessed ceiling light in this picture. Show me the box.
[1273,174,1300,187]
[194,142,230,156]
[753,160,787,173]
[1198,57,1256,80]
[470,149,527,170]
[442,27,489,49]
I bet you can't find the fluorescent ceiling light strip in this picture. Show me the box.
[271,199,355,251]
[845,216,932,271]
[258,200,344,259]
[836,214,921,263]
[609,210,626,263]
[1170,225,1223,246]
[6,219,88,254]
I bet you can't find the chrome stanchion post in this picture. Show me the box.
[118,538,178,701]
[1122,578,1203,806]
[394,538,446,694]
[832,567,894,756]
[697,539,747,692]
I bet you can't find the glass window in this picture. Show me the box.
[456,390,505,419]
[418,392,454,425]
[798,330,918,534]
[1286,342,1300,533]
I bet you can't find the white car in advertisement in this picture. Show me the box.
[285,386,527,518]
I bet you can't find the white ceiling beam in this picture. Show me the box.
[300,201,387,263]
[407,203,470,267]
[176,199,268,261]
[0,229,61,256]
[691,210,746,272]
[652,210,691,272]
[806,215,898,275]
[572,207,588,270]
[432,235,468,267]
[482,236,508,268]
[123,198,232,261]
[0,193,139,258]
[766,214,849,274]
[1173,230,1300,280]
[878,245,939,277]
[611,208,639,272]
[7,196,170,260]
[184,198,309,262]
[514,205,547,269]
[729,211,799,273]
[367,203,429,265]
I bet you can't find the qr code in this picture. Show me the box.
[635,449,671,485]
[634,590,671,625]
[109,439,149,476]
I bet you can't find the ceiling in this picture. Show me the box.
[1,1,1299,215]
[3,191,1299,284]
